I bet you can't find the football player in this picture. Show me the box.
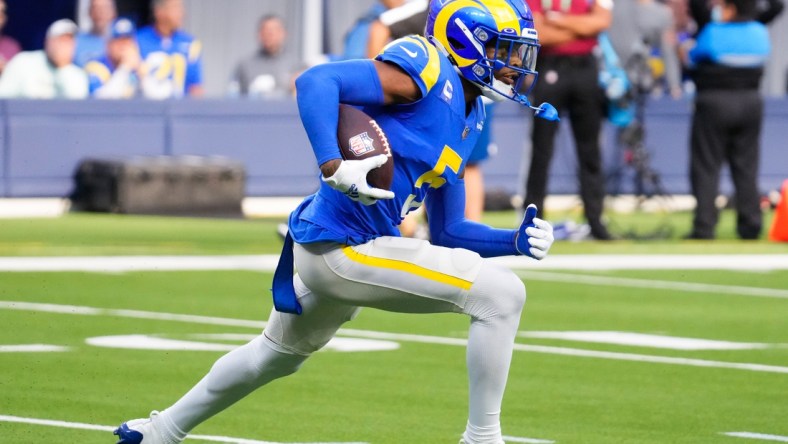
[136,0,203,99]
[114,1,556,443]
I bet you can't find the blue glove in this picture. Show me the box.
[515,204,554,260]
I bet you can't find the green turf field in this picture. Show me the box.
[1,212,787,444]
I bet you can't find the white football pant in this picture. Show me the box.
[158,236,526,444]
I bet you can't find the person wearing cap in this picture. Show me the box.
[75,0,118,67]
[0,18,88,99]
[136,0,203,99]
[84,18,144,98]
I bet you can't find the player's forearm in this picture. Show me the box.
[532,14,579,46]
[295,60,385,166]
[427,183,518,258]
[435,220,518,258]
[544,6,612,38]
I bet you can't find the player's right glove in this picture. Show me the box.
[515,204,554,260]
[321,155,395,205]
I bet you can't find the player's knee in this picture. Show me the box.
[251,335,305,381]
[498,269,526,316]
[466,263,526,320]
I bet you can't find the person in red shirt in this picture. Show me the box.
[524,0,613,239]
[0,0,21,75]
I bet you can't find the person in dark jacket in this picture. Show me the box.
[685,0,771,239]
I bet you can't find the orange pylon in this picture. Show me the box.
[769,179,788,242]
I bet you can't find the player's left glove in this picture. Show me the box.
[515,204,554,260]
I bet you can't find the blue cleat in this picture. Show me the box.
[114,422,143,444]
[113,412,166,444]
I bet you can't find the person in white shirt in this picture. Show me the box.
[0,19,88,99]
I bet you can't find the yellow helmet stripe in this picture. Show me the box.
[433,0,481,68]
[483,0,520,32]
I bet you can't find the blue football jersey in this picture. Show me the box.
[74,33,106,67]
[290,35,485,246]
[136,26,202,98]
[84,56,139,97]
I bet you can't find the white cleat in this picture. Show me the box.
[114,411,169,444]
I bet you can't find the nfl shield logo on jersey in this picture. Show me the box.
[348,132,375,157]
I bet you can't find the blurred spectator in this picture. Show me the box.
[524,0,614,240]
[136,0,203,99]
[690,0,783,33]
[684,0,771,239]
[227,14,300,98]
[607,0,682,99]
[0,0,20,76]
[75,0,116,67]
[84,18,144,98]
[0,19,88,99]
[366,0,428,58]
[341,0,405,60]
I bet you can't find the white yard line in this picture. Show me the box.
[723,432,788,442]
[515,271,788,299]
[499,254,788,271]
[3,301,787,374]
[502,436,554,443]
[1,256,786,301]
[0,256,282,273]
[0,254,787,273]
[0,415,369,444]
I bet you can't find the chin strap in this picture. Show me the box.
[435,38,560,122]
[479,80,560,122]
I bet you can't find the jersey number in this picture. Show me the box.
[147,52,187,94]
[400,146,462,218]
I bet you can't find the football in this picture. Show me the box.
[337,104,394,190]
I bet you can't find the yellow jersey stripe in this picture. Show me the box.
[188,40,202,63]
[341,246,473,290]
[404,35,441,93]
[84,61,112,84]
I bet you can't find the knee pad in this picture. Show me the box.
[464,262,526,321]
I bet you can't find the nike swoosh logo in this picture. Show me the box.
[401,46,418,58]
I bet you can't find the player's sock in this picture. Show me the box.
[462,262,526,443]
[151,411,186,444]
[159,334,307,434]
[461,422,505,444]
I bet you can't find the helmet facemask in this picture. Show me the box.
[471,27,540,105]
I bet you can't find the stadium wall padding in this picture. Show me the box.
[0,98,785,198]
